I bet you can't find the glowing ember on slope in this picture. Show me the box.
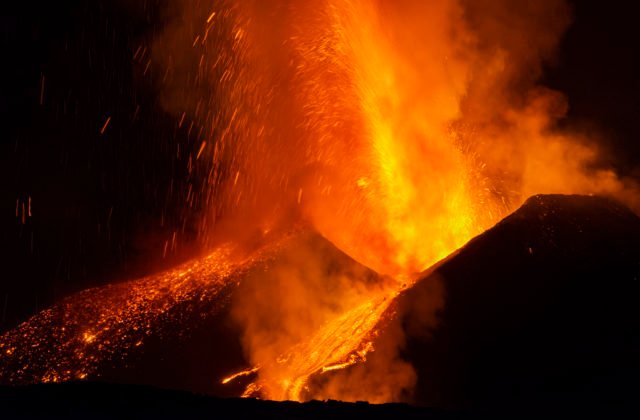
[0,240,282,385]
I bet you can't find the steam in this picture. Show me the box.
[150,0,640,403]
[456,0,640,212]
[230,231,392,400]
[309,274,446,403]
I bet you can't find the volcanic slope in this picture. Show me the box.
[0,229,393,399]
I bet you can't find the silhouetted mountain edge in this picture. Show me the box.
[394,194,640,409]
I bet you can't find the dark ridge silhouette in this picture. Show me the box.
[0,382,465,420]
[392,194,640,410]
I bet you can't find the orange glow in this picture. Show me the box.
[221,366,260,384]
[234,286,398,401]
[3,0,638,406]
[171,0,633,402]
[294,0,482,276]
[0,240,285,386]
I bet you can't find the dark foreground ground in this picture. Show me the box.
[0,381,456,419]
[1,381,636,419]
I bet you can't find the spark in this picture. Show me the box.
[100,116,111,135]
[221,366,260,384]
[196,141,207,160]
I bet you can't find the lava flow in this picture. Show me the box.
[2,0,637,405]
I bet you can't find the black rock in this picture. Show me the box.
[394,194,640,410]
[0,382,460,420]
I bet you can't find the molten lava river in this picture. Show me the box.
[1,0,632,404]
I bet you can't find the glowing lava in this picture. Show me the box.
[0,240,281,385]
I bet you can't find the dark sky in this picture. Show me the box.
[1,0,639,332]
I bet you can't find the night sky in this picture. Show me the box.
[1,0,639,332]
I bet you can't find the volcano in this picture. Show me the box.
[2,194,639,413]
